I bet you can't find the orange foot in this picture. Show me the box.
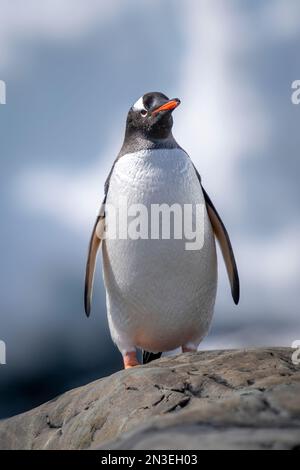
[182,346,197,353]
[123,351,139,369]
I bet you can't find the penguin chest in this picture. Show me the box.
[102,149,217,351]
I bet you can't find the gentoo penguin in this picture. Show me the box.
[84,92,239,369]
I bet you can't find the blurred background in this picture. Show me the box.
[0,0,300,419]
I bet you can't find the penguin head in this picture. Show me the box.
[126,92,180,140]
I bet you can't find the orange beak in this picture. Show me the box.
[152,98,181,115]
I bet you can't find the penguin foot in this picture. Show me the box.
[182,346,197,353]
[123,351,139,369]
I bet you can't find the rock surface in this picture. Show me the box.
[0,348,300,450]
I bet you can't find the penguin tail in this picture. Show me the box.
[142,350,162,364]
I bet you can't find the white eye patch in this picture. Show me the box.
[132,96,146,111]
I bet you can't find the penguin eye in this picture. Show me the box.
[140,109,147,117]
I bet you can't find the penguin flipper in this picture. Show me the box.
[84,214,105,317]
[202,185,240,305]
[142,351,162,364]
[84,163,114,318]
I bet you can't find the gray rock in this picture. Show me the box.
[0,348,300,450]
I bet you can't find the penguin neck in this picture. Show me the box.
[119,130,180,158]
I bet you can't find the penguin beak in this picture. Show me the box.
[152,98,181,115]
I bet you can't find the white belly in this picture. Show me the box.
[102,148,217,354]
